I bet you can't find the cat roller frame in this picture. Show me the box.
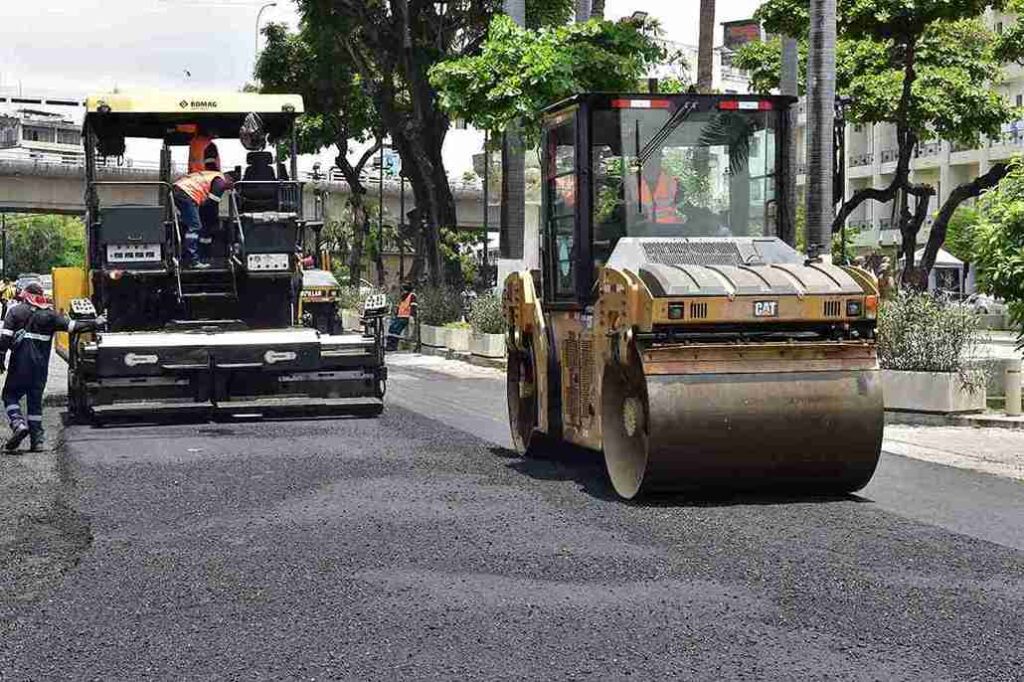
[503,93,883,499]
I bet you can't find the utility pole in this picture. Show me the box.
[697,0,716,93]
[253,3,277,83]
[805,0,837,259]
[499,0,526,262]
[780,37,799,248]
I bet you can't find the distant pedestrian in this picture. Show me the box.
[387,283,416,351]
[0,283,102,452]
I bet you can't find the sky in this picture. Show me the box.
[0,0,764,173]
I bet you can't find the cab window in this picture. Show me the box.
[544,112,577,300]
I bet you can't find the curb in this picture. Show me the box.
[417,345,506,370]
[885,410,1024,431]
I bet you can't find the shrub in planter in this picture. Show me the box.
[469,292,507,357]
[417,286,462,348]
[444,320,472,352]
[877,291,987,411]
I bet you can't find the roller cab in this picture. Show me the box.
[504,93,883,499]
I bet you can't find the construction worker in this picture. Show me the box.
[177,124,221,173]
[0,283,102,452]
[172,164,237,269]
[387,282,416,351]
[639,156,683,224]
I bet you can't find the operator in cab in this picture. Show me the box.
[0,283,103,452]
[638,149,684,225]
[172,162,238,269]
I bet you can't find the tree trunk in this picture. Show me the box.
[589,0,605,19]
[697,0,716,93]
[805,0,837,257]
[335,139,381,287]
[500,0,527,263]
[780,37,799,247]
[575,0,591,23]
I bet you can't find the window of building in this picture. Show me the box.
[1017,94,1023,108]
[997,21,1004,34]
[58,129,79,145]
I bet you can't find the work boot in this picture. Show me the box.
[28,425,44,452]
[193,261,212,270]
[5,424,29,452]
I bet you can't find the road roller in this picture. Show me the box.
[503,93,883,499]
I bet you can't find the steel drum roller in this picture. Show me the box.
[602,349,884,499]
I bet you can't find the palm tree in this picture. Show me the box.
[780,37,799,247]
[575,0,591,22]
[697,0,716,92]
[589,0,604,19]
[500,0,527,261]
[805,0,836,257]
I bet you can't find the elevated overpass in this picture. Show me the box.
[0,151,497,230]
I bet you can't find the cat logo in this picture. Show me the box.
[753,300,778,317]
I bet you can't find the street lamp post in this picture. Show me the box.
[254,2,277,69]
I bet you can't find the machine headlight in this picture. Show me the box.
[247,253,290,271]
[846,299,864,318]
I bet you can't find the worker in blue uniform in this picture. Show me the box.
[0,283,102,452]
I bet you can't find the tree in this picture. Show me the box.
[972,160,1024,331]
[736,0,1024,284]
[697,0,716,92]
[256,21,380,286]
[430,16,666,144]
[590,0,605,20]
[5,214,85,276]
[263,1,572,287]
[804,0,837,257]
[501,0,527,263]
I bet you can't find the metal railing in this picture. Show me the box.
[232,180,302,214]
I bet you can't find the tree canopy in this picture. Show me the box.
[971,159,1024,332]
[429,15,667,143]
[256,0,581,286]
[4,214,85,277]
[734,0,1024,282]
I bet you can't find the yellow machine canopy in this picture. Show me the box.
[84,92,304,142]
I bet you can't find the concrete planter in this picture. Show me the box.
[882,369,986,414]
[445,327,471,353]
[341,309,362,332]
[420,324,446,348]
[470,332,506,358]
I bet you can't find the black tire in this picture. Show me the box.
[507,336,555,457]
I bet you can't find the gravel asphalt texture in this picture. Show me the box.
[1,360,1022,680]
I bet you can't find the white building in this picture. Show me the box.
[795,7,1024,250]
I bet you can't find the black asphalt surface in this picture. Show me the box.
[2,359,1023,679]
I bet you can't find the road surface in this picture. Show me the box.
[1,354,1021,680]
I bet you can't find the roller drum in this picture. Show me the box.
[602,352,883,499]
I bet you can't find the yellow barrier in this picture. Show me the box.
[52,267,90,360]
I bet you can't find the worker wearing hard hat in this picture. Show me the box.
[0,283,103,452]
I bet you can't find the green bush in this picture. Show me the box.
[469,292,505,334]
[417,286,462,326]
[336,286,364,311]
[877,290,984,389]
[444,320,471,330]
[973,159,1024,334]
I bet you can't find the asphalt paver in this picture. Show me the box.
[0,362,1022,679]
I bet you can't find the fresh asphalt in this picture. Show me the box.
[1,357,1021,680]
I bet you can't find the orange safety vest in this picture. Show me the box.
[174,170,226,205]
[188,135,219,173]
[397,293,415,318]
[640,172,681,223]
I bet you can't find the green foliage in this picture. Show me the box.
[469,292,505,334]
[739,3,1020,148]
[877,290,983,388]
[732,37,808,95]
[443,320,472,330]
[5,214,85,276]
[944,206,982,264]
[430,15,667,143]
[336,286,365,311]
[971,160,1024,335]
[417,285,463,326]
